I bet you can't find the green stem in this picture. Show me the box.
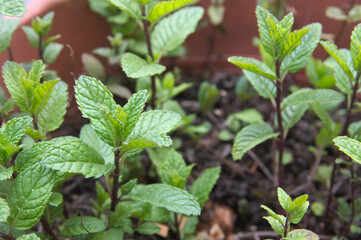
[174,213,182,240]
[110,150,123,211]
[275,59,284,188]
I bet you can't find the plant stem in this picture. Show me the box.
[110,150,122,212]
[174,213,182,240]
[40,216,58,240]
[7,47,13,62]
[38,34,43,60]
[275,59,284,188]
[141,6,156,109]
[0,232,15,240]
[334,0,356,45]
[283,215,289,238]
[343,161,356,237]
[323,71,360,232]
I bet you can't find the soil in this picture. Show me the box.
[55,67,361,240]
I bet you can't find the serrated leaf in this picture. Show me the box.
[321,40,355,82]
[277,187,292,212]
[333,136,361,164]
[289,194,309,224]
[38,81,68,135]
[7,162,55,230]
[80,124,114,165]
[310,102,335,132]
[0,197,10,222]
[280,104,308,130]
[329,49,354,94]
[15,141,52,170]
[351,24,361,72]
[121,53,166,78]
[147,0,197,23]
[189,167,220,208]
[147,148,194,189]
[256,5,277,58]
[123,90,148,137]
[151,6,204,55]
[41,137,114,178]
[0,166,14,181]
[128,183,201,216]
[42,42,63,64]
[81,53,106,80]
[286,229,319,240]
[75,76,124,147]
[1,116,32,145]
[16,233,41,240]
[228,56,277,80]
[244,70,276,99]
[0,0,26,17]
[60,216,106,237]
[263,215,285,236]
[30,79,58,114]
[93,228,124,240]
[282,23,322,73]
[122,110,181,151]
[0,18,20,53]
[282,89,344,107]
[2,61,32,112]
[281,28,310,59]
[27,60,45,85]
[137,222,160,235]
[109,0,141,19]
[232,123,278,160]
[48,192,63,207]
[22,26,39,48]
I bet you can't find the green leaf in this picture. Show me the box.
[123,90,148,137]
[289,194,309,224]
[22,26,39,48]
[1,116,32,145]
[255,5,277,58]
[281,104,308,130]
[147,148,194,189]
[108,0,142,20]
[0,197,10,222]
[122,110,181,151]
[351,24,361,72]
[60,216,106,237]
[325,6,347,21]
[15,141,52,170]
[41,137,115,178]
[81,53,106,80]
[281,23,322,73]
[75,76,123,147]
[228,56,277,80]
[232,123,278,160]
[321,40,355,82]
[286,229,319,240]
[121,53,166,78]
[333,136,361,164]
[146,0,197,23]
[198,81,219,114]
[28,60,45,85]
[349,5,361,22]
[0,18,20,53]
[229,109,264,124]
[48,192,63,207]
[16,233,41,240]
[2,61,32,113]
[7,162,55,230]
[80,124,114,165]
[207,3,225,25]
[281,28,310,59]
[42,42,63,64]
[244,70,276,99]
[93,228,124,240]
[189,167,221,208]
[282,89,344,107]
[37,81,68,135]
[0,0,26,17]
[263,215,285,236]
[30,79,58,114]
[151,6,204,55]
[137,222,160,235]
[277,187,292,212]
[329,49,354,95]
[0,167,13,181]
[128,183,201,216]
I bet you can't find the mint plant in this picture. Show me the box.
[147,147,220,239]
[0,0,26,17]
[262,187,319,240]
[22,11,64,66]
[111,0,204,108]
[198,81,220,115]
[227,6,345,188]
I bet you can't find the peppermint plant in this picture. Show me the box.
[227,6,345,188]
[111,0,204,108]
[262,188,319,240]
